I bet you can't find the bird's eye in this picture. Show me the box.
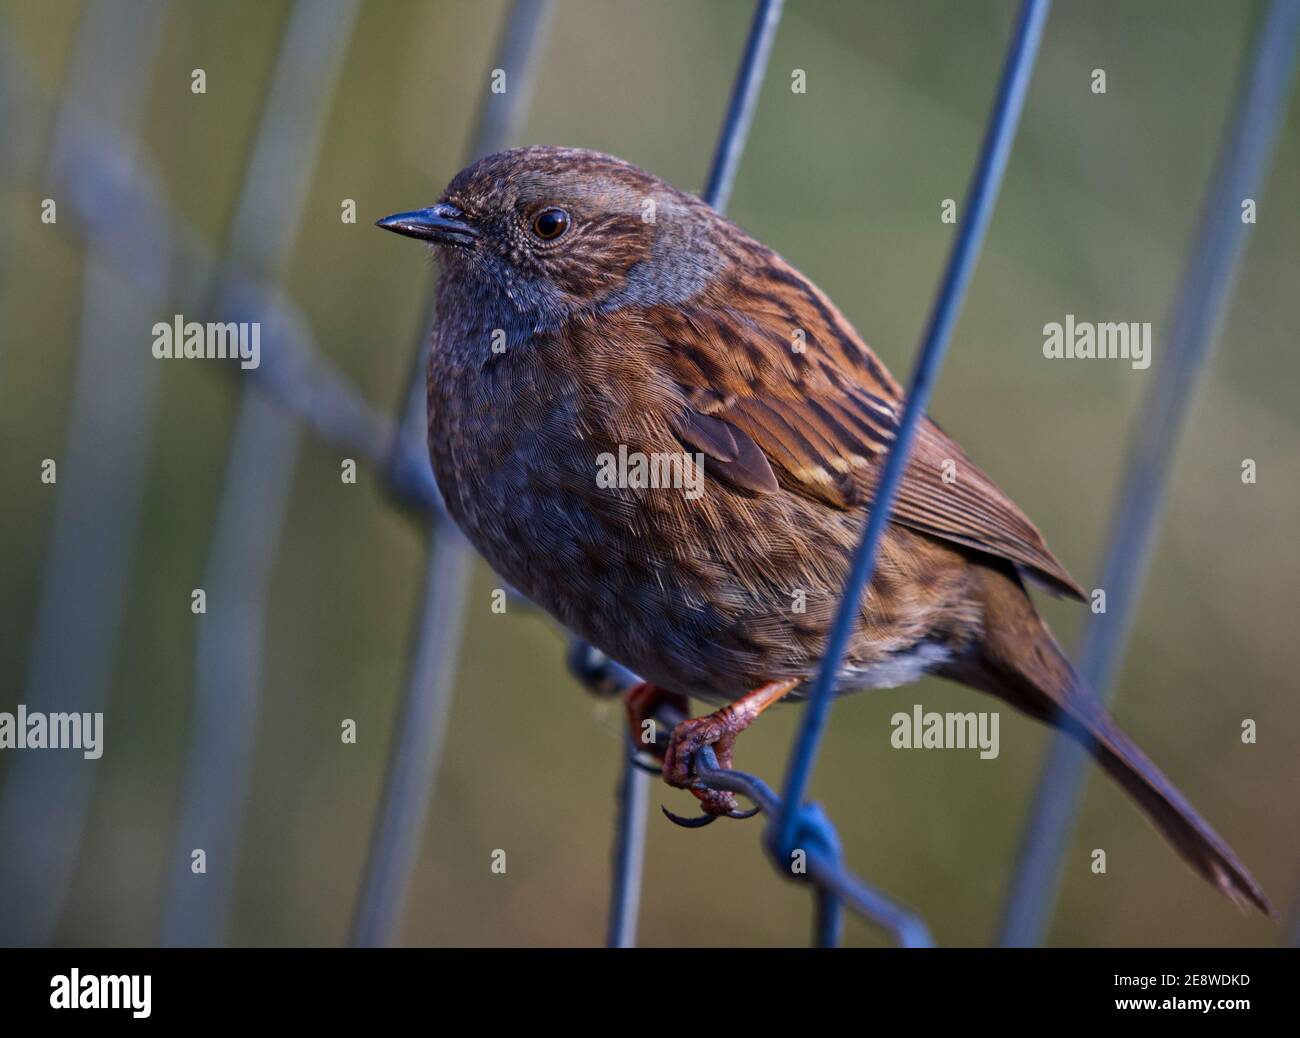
[530,207,570,241]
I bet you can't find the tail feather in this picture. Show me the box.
[1075,708,1273,915]
[957,564,1273,916]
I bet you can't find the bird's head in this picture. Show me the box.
[377,146,726,323]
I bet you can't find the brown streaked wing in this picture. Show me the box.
[643,295,1085,601]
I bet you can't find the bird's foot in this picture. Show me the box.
[663,712,737,788]
[660,679,800,826]
[662,720,753,822]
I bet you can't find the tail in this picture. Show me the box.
[954,564,1274,916]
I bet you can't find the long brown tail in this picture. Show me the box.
[953,564,1273,916]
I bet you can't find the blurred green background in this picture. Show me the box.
[1,0,1296,947]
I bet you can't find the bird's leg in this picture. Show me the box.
[622,682,689,767]
[663,678,799,816]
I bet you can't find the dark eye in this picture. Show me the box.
[531,207,570,240]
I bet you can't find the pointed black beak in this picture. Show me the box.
[376,203,478,246]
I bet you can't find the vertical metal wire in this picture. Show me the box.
[997,0,1300,947]
[348,532,474,946]
[813,877,844,948]
[702,0,785,215]
[160,0,363,947]
[0,0,169,947]
[606,739,651,948]
[349,0,554,948]
[601,0,786,949]
[775,0,1052,857]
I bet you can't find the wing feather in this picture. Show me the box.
[639,272,1085,600]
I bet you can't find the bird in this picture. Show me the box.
[377,145,1271,915]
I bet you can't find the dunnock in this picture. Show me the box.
[379,146,1269,914]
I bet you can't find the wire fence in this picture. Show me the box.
[0,0,1294,949]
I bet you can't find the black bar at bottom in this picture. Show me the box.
[0,947,1289,1025]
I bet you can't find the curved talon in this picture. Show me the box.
[662,805,719,828]
[660,801,760,828]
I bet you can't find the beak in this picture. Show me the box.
[376,203,478,246]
